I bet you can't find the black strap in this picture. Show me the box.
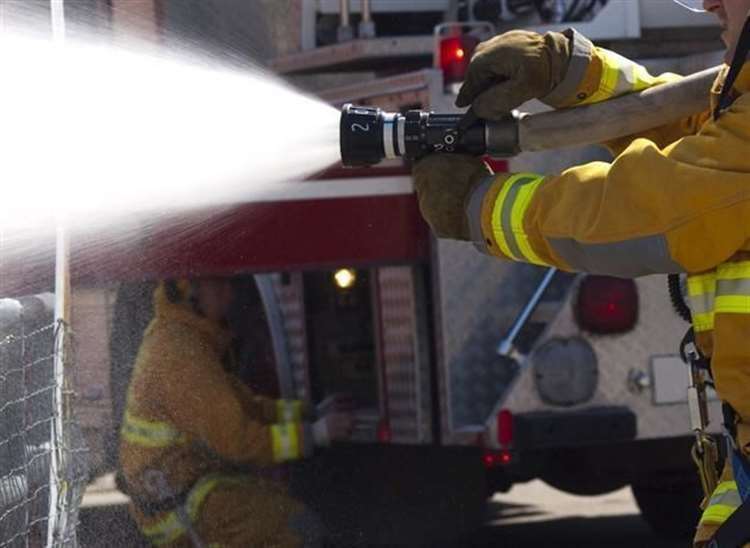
[706,500,750,548]
[680,327,712,374]
[714,16,750,120]
[124,477,191,517]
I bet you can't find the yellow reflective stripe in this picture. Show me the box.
[712,481,739,497]
[715,295,750,314]
[271,423,300,463]
[692,311,715,333]
[276,399,302,423]
[688,273,716,332]
[509,176,547,266]
[716,261,750,280]
[142,510,185,545]
[715,261,750,314]
[490,173,548,266]
[490,176,516,259]
[581,50,621,104]
[141,474,238,545]
[581,50,657,105]
[700,481,741,526]
[121,410,187,448]
[687,273,717,298]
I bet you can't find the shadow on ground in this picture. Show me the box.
[77,498,690,547]
[458,500,689,548]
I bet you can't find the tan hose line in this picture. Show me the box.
[516,66,722,152]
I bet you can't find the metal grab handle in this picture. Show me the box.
[497,267,557,358]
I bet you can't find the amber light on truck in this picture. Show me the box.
[575,276,639,334]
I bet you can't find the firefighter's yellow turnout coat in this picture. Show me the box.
[119,283,310,547]
[461,33,750,543]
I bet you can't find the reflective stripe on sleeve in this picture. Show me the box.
[276,399,303,423]
[490,173,548,266]
[715,261,750,314]
[688,272,716,332]
[121,410,188,448]
[700,480,741,526]
[541,29,594,106]
[271,423,301,463]
[580,49,659,105]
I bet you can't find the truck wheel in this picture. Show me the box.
[631,476,702,539]
[291,445,487,546]
[540,450,628,495]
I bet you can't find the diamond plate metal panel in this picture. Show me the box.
[501,274,723,439]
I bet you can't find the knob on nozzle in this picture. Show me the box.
[339,104,392,167]
[339,103,519,167]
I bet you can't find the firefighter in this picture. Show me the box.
[413,0,750,545]
[119,278,352,547]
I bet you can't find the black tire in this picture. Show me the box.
[290,445,487,547]
[541,450,628,496]
[631,475,703,539]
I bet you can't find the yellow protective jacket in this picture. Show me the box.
[465,33,750,446]
[119,283,309,517]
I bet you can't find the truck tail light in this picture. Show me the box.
[575,276,638,334]
[497,408,513,448]
[482,450,512,468]
[439,35,479,84]
[377,418,392,443]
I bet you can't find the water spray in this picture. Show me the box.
[339,66,721,167]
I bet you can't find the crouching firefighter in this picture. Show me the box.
[412,0,750,545]
[119,278,353,547]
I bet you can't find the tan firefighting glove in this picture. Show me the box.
[412,154,491,240]
[456,29,572,120]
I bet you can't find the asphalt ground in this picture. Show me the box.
[77,477,690,547]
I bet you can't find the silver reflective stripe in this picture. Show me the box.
[383,113,397,159]
[689,292,714,315]
[716,278,750,297]
[397,116,406,156]
[708,486,742,510]
[541,29,594,106]
[609,51,640,96]
[548,234,683,277]
[466,176,495,254]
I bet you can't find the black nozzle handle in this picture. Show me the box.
[485,112,522,158]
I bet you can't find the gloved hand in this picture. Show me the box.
[412,154,491,240]
[312,412,353,447]
[456,30,572,120]
[316,393,354,417]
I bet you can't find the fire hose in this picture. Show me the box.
[339,65,721,166]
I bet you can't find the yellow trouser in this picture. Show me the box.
[131,474,306,548]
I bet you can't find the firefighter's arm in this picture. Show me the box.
[462,95,750,277]
[164,344,311,466]
[229,376,308,424]
[542,32,710,152]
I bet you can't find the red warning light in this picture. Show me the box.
[439,36,479,84]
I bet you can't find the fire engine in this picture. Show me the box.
[0,0,728,544]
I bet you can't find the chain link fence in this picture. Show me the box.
[0,294,89,547]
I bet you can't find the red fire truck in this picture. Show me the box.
[0,0,727,543]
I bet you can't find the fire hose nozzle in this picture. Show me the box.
[339,103,520,167]
[339,66,722,168]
